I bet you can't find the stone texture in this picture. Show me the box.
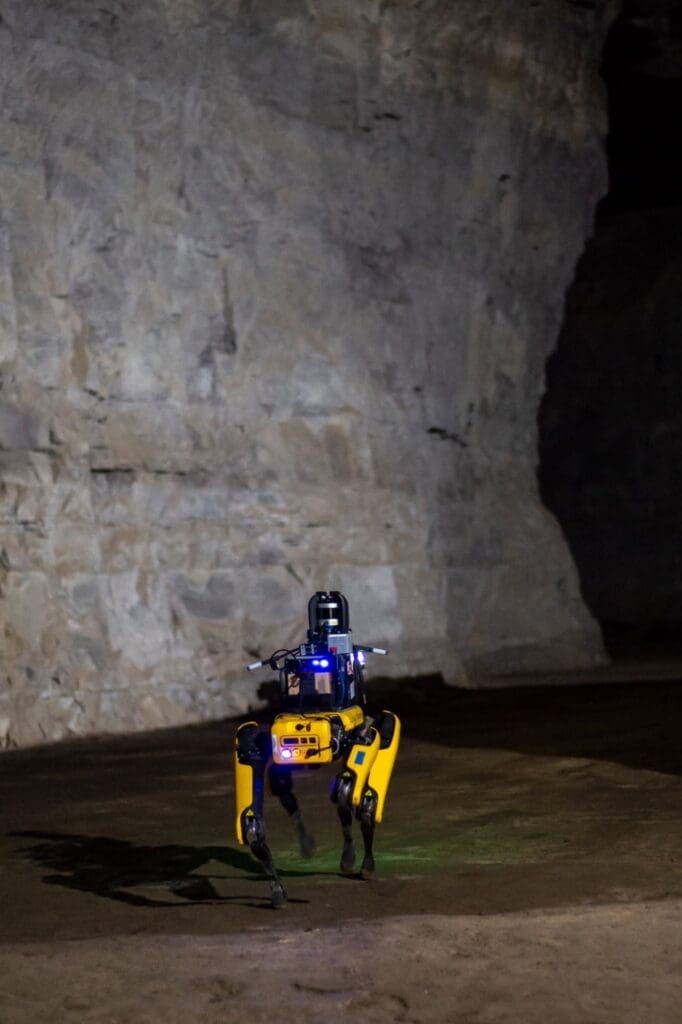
[0,0,611,747]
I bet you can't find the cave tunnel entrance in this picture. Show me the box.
[538,1,682,659]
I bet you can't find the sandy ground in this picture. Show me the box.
[1,677,681,1022]
[2,903,681,1024]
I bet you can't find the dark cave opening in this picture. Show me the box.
[538,1,682,658]
[599,3,682,217]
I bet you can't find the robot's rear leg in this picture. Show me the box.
[268,763,317,858]
[332,712,400,878]
[333,711,401,879]
[357,711,401,878]
[331,772,356,873]
[358,793,376,878]
[331,771,373,877]
[235,723,287,908]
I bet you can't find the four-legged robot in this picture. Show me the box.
[234,591,401,907]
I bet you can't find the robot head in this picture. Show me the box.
[307,591,349,640]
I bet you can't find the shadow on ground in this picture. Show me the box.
[9,832,317,909]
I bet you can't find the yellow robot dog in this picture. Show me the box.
[234,591,401,908]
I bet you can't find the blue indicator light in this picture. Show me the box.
[312,659,319,666]
[354,751,366,765]
[319,659,329,668]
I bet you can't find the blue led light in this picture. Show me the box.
[319,659,329,668]
[312,659,319,666]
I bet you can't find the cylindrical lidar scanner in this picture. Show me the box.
[308,591,349,638]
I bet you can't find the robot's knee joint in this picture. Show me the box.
[357,788,378,826]
[242,810,266,848]
[331,772,354,810]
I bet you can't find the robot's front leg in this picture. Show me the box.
[357,711,401,876]
[332,711,401,878]
[268,763,317,858]
[330,771,356,873]
[234,722,287,908]
[357,788,378,877]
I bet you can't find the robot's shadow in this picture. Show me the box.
[9,831,326,909]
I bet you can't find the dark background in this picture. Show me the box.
[539,0,682,656]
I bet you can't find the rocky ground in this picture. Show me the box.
[1,677,681,1022]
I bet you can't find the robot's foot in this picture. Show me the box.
[360,853,375,879]
[340,838,356,874]
[270,879,288,909]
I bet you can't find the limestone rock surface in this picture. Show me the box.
[0,0,610,747]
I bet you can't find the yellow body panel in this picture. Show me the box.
[234,721,258,844]
[271,704,365,767]
[346,728,381,805]
[368,712,401,822]
[336,705,365,731]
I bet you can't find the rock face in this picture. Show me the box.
[0,0,610,747]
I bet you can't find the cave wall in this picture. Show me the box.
[539,1,682,645]
[0,0,611,747]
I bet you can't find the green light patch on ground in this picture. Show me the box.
[265,813,570,878]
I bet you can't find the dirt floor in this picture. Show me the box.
[1,675,681,1022]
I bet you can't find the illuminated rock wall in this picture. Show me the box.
[0,0,611,746]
